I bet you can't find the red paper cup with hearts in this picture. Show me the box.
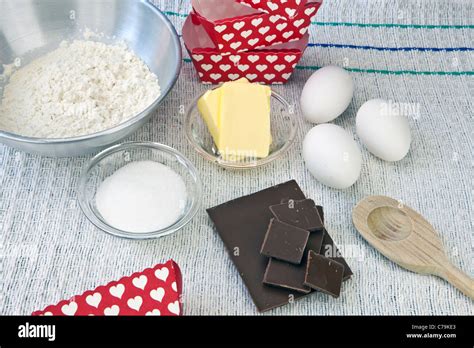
[237,0,308,20]
[183,13,308,84]
[192,0,321,55]
[32,260,183,316]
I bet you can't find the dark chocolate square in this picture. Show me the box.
[304,251,344,298]
[262,229,325,293]
[320,229,353,280]
[260,219,310,264]
[263,258,311,293]
[270,199,324,231]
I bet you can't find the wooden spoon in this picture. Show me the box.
[352,195,473,299]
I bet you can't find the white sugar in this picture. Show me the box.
[95,161,187,233]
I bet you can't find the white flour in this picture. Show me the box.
[0,40,161,138]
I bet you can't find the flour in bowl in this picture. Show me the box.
[0,40,161,138]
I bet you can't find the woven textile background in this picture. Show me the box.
[1,0,473,315]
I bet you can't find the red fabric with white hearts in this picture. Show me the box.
[238,0,308,20]
[192,0,321,55]
[32,260,182,316]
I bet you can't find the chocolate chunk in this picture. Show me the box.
[262,229,325,293]
[310,205,352,280]
[270,199,324,231]
[316,205,324,224]
[304,251,345,298]
[260,219,310,264]
[320,229,353,280]
[207,180,310,312]
[263,258,311,293]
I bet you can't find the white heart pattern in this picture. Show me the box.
[230,42,242,50]
[293,19,305,28]
[171,282,177,292]
[104,305,120,316]
[264,74,276,81]
[132,275,148,290]
[201,64,213,72]
[167,301,180,315]
[283,31,294,39]
[265,35,276,42]
[233,21,245,30]
[127,296,143,311]
[305,7,316,16]
[266,55,278,63]
[61,302,78,316]
[275,64,286,72]
[249,55,260,63]
[285,55,297,62]
[256,64,268,72]
[109,284,125,299]
[246,74,257,81]
[210,73,222,80]
[155,267,170,282]
[241,30,253,38]
[145,309,161,316]
[192,54,204,62]
[150,287,165,302]
[223,33,234,42]
[210,55,223,63]
[269,15,281,23]
[220,64,231,72]
[251,18,263,27]
[258,26,270,35]
[248,38,259,46]
[276,23,288,31]
[215,25,227,33]
[238,65,250,72]
[85,293,102,308]
[228,73,240,80]
[285,8,296,17]
[268,2,279,11]
[229,55,241,63]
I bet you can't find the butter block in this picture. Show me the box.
[218,82,271,160]
[197,78,272,161]
[197,88,221,145]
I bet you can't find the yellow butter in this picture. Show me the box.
[197,88,221,144]
[197,78,272,161]
[218,81,271,160]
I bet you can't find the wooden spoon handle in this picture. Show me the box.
[436,263,474,300]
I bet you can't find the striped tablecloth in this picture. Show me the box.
[1,0,472,315]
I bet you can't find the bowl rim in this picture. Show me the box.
[185,88,298,169]
[77,141,202,240]
[0,0,182,144]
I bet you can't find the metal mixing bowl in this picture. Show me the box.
[0,0,181,157]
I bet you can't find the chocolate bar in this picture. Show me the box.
[207,180,310,312]
[207,180,352,311]
[260,218,310,264]
[304,251,344,298]
[270,199,324,231]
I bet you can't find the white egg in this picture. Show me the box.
[356,99,412,162]
[300,66,354,124]
[302,124,362,189]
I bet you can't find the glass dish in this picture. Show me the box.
[77,142,202,239]
[185,89,298,169]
